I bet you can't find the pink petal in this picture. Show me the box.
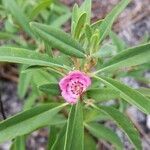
[61,91,78,104]
[69,71,91,87]
[59,76,70,90]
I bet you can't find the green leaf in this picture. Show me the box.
[91,19,104,29]
[84,132,96,150]
[17,66,33,98]
[94,76,150,114]
[64,102,84,150]
[50,13,71,28]
[3,0,33,37]
[98,0,131,44]
[74,13,87,39]
[85,24,92,41]
[0,31,14,39]
[84,108,109,123]
[30,22,85,58]
[54,55,73,67]
[87,88,120,101]
[23,81,39,110]
[94,105,142,150]
[71,0,91,34]
[85,122,123,150]
[109,31,126,51]
[0,47,63,68]
[23,65,65,76]
[90,33,99,53]
[39,83,60,96]
[95,43,150,73]
[23,93,37,111]
[137,88,150,97]
[47,126,58,150]
[29,0,53,20]
[11,136,25,150]
[4,16,18,33]
[71,3,79,35]
[51,124,67,150]
[0,103,67,143]
[72,3,79,23]
[80,0,91,24]
[93,43,117,58]
[32,69,58,87]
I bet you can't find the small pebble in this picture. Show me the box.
[146,115,150,130]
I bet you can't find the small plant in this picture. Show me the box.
[0,0,150,149]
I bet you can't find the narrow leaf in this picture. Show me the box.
[23,93,37,111]
[0,103,67,143]
[84,108,110,123]
[94,105,142,150]
[91,19,104,29]
[87,88,120,101]
[109,31,126,51]
[3,0,33,37]
[93,43,117,58]
[72,3,79,23]
[64,102,84,150]
[74,13,87,39]
[94,76,150,114]
[18,66,32,98]
[98,0,130,43]
[39,83,60,96]
[50,13,71,28]
[47,126,58,150]
[30,0,53,20]
[84,132,96,150]
[71,3,79,35]
[0,31,14,39]
[85,122,123,150]
[11,136,25,150]
[95,43,150,73]
[137,88,150,97]
[30,22,85,58]
[51,124,67,150]
[80,0,91,24]
[85,24,92,41]
[0,47,63,68]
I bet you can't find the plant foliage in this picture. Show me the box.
[0,0,149,149]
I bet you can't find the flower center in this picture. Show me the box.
[70,80,84,95]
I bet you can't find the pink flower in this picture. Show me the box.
[59,71,91,104]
